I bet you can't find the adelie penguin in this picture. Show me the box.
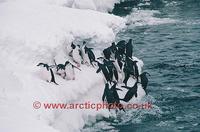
[123,57,139,85]
[103,47,112,60]
[81,41,90,65]
[96,60,112,83]
[54,60,81,80]
[120,82,138,102]
[110,82,125,112]
[139,72,150,93]
[116,40,126,57]
[71,43,82,67]
[133,60,139,82]
[103,59,119,82]
[102,83,116,111]
[122,57,135,85]
[37,63,58,85]
[82,41,96,66]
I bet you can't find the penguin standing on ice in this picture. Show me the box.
[37,63,58,85]
[116,40,126,57]
[55,60,81,80]
[103,59,118,82]
[110,42,117,55]
[71,43,82,67]
[123,57,135,85]
[120,82,138,102]
[84,46,96,66]
[81,41,96,66]
[103,47,112,60]
[81,41,90,65]
[114,50,124,71]
[139,72,150,93]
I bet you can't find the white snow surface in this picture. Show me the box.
[0,1,146,132]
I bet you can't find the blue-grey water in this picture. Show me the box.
[83,0,200,131]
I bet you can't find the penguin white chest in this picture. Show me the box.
[38,67,51,82]
[81,48,90,65]
[65,65,75,80]
[72,48,82,65]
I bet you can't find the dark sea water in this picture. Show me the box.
[83,0,200,131]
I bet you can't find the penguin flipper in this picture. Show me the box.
[116,88,122,91]
[121,86,132,89]
[96,68,101,73]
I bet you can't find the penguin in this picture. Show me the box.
[110,82,125,112]
[37,63,58,85]
[123,57,139,85]
[103,47,111,60]
[139,72,150,93]
[102,83,116,111]
[55,60,81,80]
[71,44,82,67]
[54,60,66,79]
[81,41,96,66]
[68,42,76,57]
[132,60,139,82]
[96,60,111,83]
[120,82,138,102]
[103,59,118,82]
[116,40,126,56]
[122,57,135,85]
[114,50,124,71]
[84,46,96,66]
[110,42,117,55]
[125,39,133,58]
[81,41,90,65]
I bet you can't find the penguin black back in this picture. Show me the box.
[85,46,96,65]
[37,63,49,71]
[140,72,150,91]
[96,61,111,83]
[103,48,111,60]
[116,40,126,56]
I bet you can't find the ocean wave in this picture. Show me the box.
[125,8,177,26]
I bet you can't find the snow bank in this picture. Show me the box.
[0,0,147,132]
[0,0,127,132]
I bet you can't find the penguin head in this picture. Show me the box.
[128,39,132,43]
[133,60,138,63]
[64,61,70,66]
[37,63,44,67]
[71,42,76,49]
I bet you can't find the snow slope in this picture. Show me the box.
[0,0,145,132]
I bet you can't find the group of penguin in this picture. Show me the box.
[37,41,96,84]
[94,39,150,112]
[37,39,150,112]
